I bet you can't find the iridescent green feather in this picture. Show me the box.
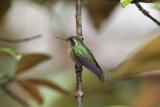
[72,37,105,82]
[73,38,96,65]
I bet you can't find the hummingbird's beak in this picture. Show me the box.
[55,37,68,41]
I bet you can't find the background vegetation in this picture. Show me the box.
[0,0,159,107]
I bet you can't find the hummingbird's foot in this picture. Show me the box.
[75,64,82,72]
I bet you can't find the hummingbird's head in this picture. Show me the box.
[67,36,79,46]
[56,36,80,46]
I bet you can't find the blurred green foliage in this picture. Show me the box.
[0,0,160,107]
[0,48,69,107]
[120,0,133,7]
[155,2,160,10]
[109,35,160,81]
[0,48,21,60]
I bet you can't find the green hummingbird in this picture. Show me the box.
[56,36,105,82]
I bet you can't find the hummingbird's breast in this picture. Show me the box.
[68,48,80,65]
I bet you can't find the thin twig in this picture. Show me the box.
[0,34,42,43]
[135,3,160,27]
[75,0,83,107]
[75,0,83,39]
[0,84,30,107]
[75,65,83,107]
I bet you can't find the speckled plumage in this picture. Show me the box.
[68,36,105,82]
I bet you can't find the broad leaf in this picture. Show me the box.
[16,54,51,74]
[20,81,43,104]
[0,57,17,80]
[120,0,133,7]
[86,0,117,29]
[109,34,160,81]
[0,48,21,60]
[26,79,69,95]
[0,0,11,20]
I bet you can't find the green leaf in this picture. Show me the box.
[0,48,19,82]
[0,56,17,82]
[0,48,21,60]
[154,2,160,10]
[120,0,133,7]
[16,53,51,74]
[109,34,160,81]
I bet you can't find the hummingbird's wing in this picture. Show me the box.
[75,53,105,82]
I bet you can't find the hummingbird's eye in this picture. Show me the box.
[70,39,75,46]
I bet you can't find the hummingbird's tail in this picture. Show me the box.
[76,55,105,82]
[86,65,105,82]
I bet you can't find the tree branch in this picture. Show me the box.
[135,3,160,27]
[75,65,83,107]
[75,0,83,107]
[75,0,83,39]
[0,34,42,43]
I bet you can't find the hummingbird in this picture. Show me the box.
[56,36,105,82]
